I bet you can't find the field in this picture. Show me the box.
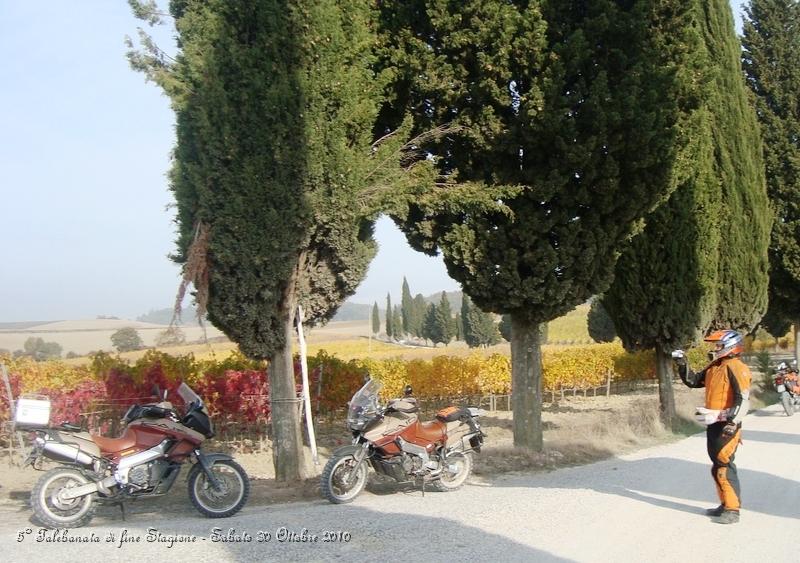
[0,304,593,364]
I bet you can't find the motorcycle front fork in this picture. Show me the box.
[343,442,370,486]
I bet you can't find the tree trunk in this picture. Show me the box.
[510,315,543,450]
[269,289,306,482]
[794,322,800,365]
[654,346,676,429]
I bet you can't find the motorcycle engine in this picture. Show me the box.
[127,460,170,490]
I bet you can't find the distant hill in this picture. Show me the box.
[423,290,463,311]
[137,307,204,326]
[0,321,58,330]
[331,301,372,322]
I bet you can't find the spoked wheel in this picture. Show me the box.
[31,467,96,529]
[432,451,473,492]
[188,459,250,518]
[320,450,368,504]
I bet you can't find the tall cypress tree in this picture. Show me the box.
[379,0,691,449]
[128,0,404,479]
[604,0,768,427]
[706,0,770,332]
[393,305,403,339]
[371,301,380,335]
[435,291,455,346]
[401,277,413,335]
[463,294,500,348]
[461,294,475,346]
[385,293,393,338]
[743,0,800,360]
[412,293,427,337]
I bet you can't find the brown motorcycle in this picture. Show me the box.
[320,379,485,503]
[17,383,249,528]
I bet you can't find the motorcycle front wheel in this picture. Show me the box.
[320,450,368,504]
[188,459,250,518]
[432,451,473,492]
[31,467,96,529]
[781,392,794,417]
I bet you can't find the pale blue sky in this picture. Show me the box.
[0,1,745,322]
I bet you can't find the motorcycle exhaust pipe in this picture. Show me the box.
[40,441,95,467]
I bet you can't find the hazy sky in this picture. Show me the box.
[0,2,745,322]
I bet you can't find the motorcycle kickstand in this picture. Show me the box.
[115,501,127,522]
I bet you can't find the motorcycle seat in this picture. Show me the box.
[92,432,138,455]
[415,420,446,443]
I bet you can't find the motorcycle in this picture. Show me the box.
[15,382,250,528]
[320,379,485,503]
[773,361,800,416]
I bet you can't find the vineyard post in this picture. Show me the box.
[1,363,26,463]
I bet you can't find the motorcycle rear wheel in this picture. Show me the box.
[320,451,368,504]
[31,467,96,529]
[432,452,472,492]
[188,459,250,518]
[781,392,794,417]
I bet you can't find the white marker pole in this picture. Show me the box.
[296,306,319,465]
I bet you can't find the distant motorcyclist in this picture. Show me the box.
[672,329,751,525]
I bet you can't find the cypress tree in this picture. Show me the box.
[371,301,380,335]
[412,294,427,337]
[454,312,463,341]
[464,294,500,348]
[422,303,437,346]
[128,1,406,479]
[587,298,617,344]
[604,0,769,427]
[435,291,455,346]
[461,294,474,346]
[393,305,404,339]
[401,277,413,335]
[706,0,771,332]
[385,293,393,339]
[380,0,691,449]
[743,0,800,360]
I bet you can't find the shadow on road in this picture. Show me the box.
[739,429,800,446]
[72,505,577,562]
[490,455,798,520]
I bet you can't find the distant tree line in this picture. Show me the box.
[371,277,502,348]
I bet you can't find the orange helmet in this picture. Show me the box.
[704,329,743,362]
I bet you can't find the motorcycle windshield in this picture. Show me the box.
[177,382,203,406]
[348,379,382,418]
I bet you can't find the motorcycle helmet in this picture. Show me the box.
[704,329,744,362]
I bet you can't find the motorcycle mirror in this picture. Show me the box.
[403,385,413,397]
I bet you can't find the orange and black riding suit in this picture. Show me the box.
[678,356,751,512]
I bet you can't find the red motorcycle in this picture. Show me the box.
[320,379,485,503]
[17,383,249,528]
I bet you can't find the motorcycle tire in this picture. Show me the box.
[320,448,368,504]
[431,451,473,492]
[31,467,96,529]
[188,459,250,518]
[781,392,794,417]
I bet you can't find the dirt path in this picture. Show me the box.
[0,403,797,562]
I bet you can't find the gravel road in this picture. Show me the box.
[1,403,797,562]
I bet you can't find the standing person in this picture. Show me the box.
[672,330,751,524]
